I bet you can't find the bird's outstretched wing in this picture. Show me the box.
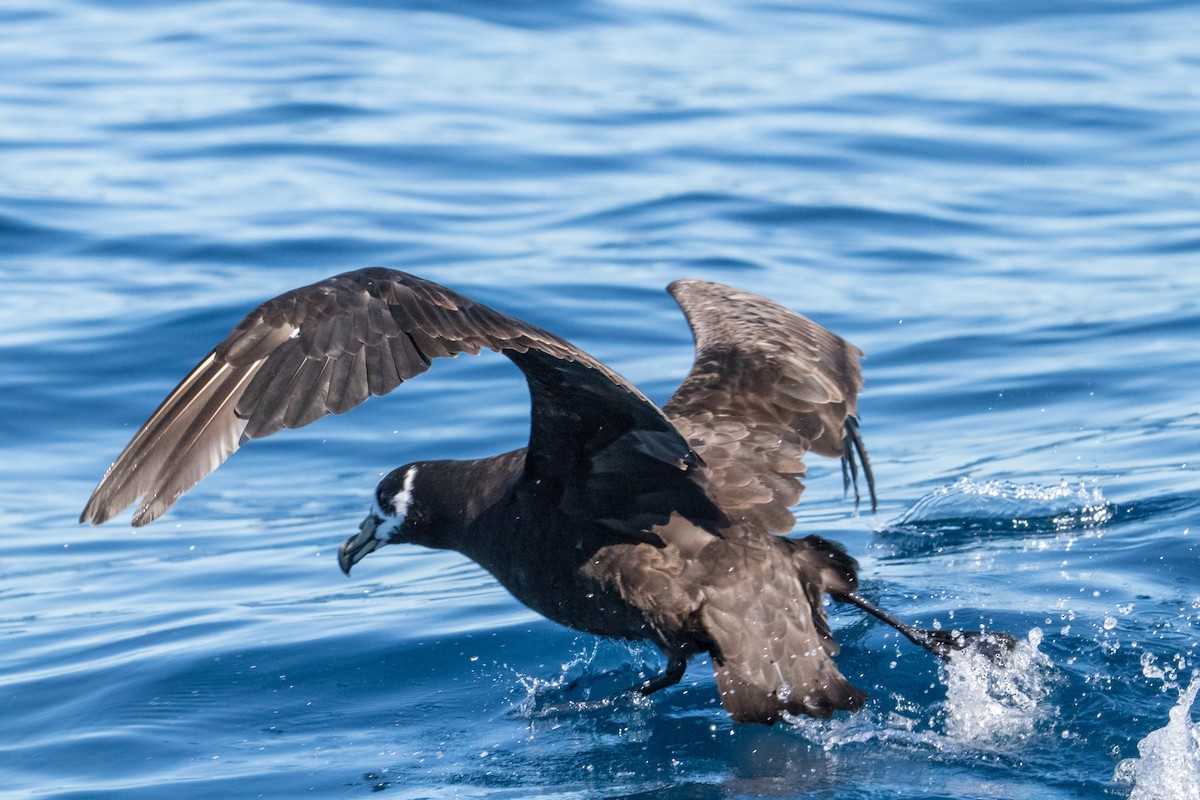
[663,280,875,535]
[81,269,720,532]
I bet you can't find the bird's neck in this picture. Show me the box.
[406,449,527,553]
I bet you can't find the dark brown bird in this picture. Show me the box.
[80,269,1012,724]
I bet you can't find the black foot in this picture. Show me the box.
[560,655,687,698]
[636,655,687,696]
[837,591,1017,666]
[904,627,1019,665]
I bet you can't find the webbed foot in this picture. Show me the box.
[837,591,1017,665]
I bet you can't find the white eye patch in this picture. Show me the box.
[371,466,418,542]
[391,465,418,521]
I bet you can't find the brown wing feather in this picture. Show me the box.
[663,279,872,534]
[81,269,718,531]
[703,534,865,723]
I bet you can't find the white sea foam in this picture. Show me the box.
[1114,677,1200,800]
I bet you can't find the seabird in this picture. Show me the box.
[80,269,1013,724]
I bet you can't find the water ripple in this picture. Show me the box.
[2,0,1199,796]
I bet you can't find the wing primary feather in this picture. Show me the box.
[282,358,335,429]
[81,352,229,524]
[83,269,723,532]
[130,360,264,526]
[241,344,309,439]
[841,416,877,512]
[337,346,370,414]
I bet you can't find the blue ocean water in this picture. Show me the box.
[2,0,1199,797]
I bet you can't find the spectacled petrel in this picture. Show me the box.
[80,269,1013,724]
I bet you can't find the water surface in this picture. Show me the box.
[2,0,1199,797]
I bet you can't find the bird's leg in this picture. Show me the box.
[560,654,687,698]
[836,592,1018,664]
[635,654,687,696]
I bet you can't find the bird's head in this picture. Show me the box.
[339,463,427,575]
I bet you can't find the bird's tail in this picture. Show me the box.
[700,535,865,724]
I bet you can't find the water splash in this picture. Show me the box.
[504,641,655,720]
[893,478,1114,534]
[788,629,1053,754]
[1114,678,1200,800]
[939,627,1053,745]
[876,478,1115,560]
